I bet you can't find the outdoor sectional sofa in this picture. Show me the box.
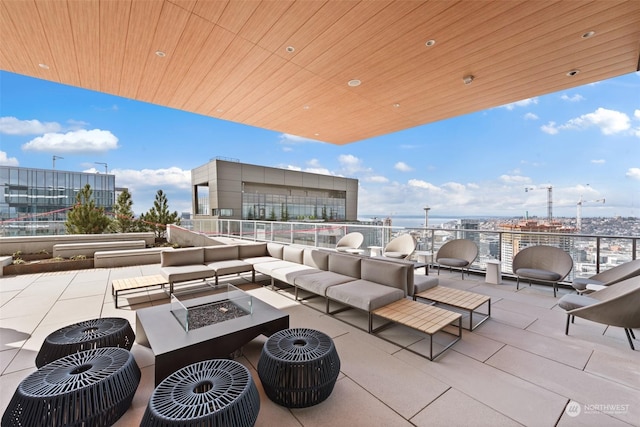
[159,242,439,332]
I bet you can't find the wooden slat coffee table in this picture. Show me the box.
[372,299,462,360]
[112,274,167,308]
[414,286,490,331]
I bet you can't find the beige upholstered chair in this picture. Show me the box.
[512,245,573,297]
[335,232,364,253]
[382,234,416,259]
[571,259,640,294]
[435,239,478,279]
[558,276,640,349]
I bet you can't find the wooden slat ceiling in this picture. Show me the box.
[1,0,639,145]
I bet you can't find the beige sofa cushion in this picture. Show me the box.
[326,281,404,311]
[238,243,268,259]
[328,252,361,278]
[304,249,329,270]
[267,243,284,258]
[161,247,204,267]
[283,245,304,264]
[204,245,239,262]
[361,258,409,296]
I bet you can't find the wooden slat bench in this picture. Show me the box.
[111,275,168,308]
[372,298,462,361]
[414,286,491,331]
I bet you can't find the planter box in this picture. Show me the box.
[3,259,94,275]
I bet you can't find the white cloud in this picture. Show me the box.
[502,97,538,110]
[286,165,302,171]
[591,159,606,164]
[22,129,119,154]
[499,174,532,184]
[560,94,585,102]
[407,179,440,191]
[338,154,369,175]
[524,112,538,120]
[278,133,321,144]
[107,167,191,191]
[635,109,640,120]
[541,121,559,134]
[0,151,19,166]
[395,161,413,172]
[542,108,632,136]
[626,168,640,180]
[0,116,62,135]
[364,175,389,183]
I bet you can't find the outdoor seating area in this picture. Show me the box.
[1,252,639,425]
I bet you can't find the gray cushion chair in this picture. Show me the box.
[512,245,573,297]
[435,239,479,279]
[571,259,640,294]
[382,234,416,259]
[335,232,364,253]
[558,276,640,350]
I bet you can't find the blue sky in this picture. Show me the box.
[1,70,639,219]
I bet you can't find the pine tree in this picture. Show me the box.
[109,188,136,233]
[140,190,181,239]
[65,184,111,234]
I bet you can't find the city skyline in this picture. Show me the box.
[1,70,639,218]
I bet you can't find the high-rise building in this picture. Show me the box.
[499,220,577,273]
[0,166,115,223]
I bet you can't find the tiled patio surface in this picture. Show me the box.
[1,265,638,426]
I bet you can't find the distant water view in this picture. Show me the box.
[360,216,465,228]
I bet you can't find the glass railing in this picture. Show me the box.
[2,217,637,285]
[191,218,639,284]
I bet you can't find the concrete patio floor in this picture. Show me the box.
[1,265,638,426]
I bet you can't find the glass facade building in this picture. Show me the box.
[192,159,358,223]
[0,166,116,222]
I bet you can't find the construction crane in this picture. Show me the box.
[577,196,605,231]
[525,185,553,222]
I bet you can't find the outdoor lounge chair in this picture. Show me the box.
[558,276,640,350]
[335,232,364,253]
[382,234,416,259]
[435,239,478,279]
[571,259,640,294]
[512,245,573,297]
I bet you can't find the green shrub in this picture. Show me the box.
[70,255,87,261]
[12,258,26,265]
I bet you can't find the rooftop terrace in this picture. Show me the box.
[1,263,638,426]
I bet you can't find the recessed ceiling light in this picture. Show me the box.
[392,103,400,108]
[314,133,320,136]
[566,69,580,77]
[155,50,166,57]
[216,108,224,113]
[303,105,310,110]
[38,63,49,69]
[425,39,436,47]
[463,75,474,85]
[581,31,596,39]
[285,46,295,53]
[348,79,361,87]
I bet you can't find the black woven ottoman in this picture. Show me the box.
[258,328,340,408]
[141,359,260,427]
[2,347,140,426]
[36,317,135,368]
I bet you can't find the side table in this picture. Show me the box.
[258,328,340,408]
[2,347,140,426]
[36,317,135,368]
[141,359,260,427]
[485,260,502,285]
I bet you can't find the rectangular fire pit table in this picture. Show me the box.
[136,291,289,386]
[372,299,462,361]
[414,286,490,331]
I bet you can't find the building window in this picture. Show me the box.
[213,208,233,217]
